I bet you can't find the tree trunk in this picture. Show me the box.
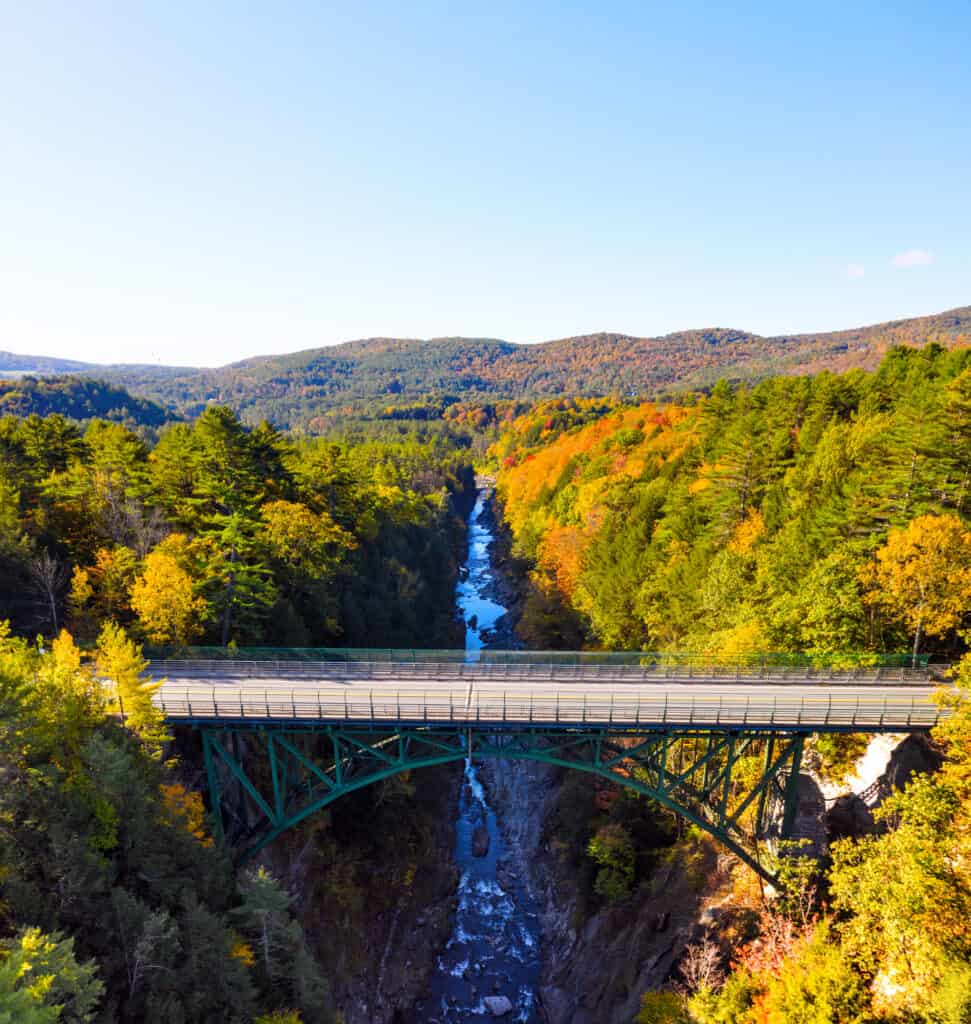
[221,546,238,647]
[912,615,923,669]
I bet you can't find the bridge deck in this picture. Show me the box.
[151,660,943,732]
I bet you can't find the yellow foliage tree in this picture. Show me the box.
[863,513,971,664]
[96,621,169,751]
[68,547,137,634]
[130,535,207,645]
[261,500,356,576]
[160,782,213,847]
[35,630,106,763]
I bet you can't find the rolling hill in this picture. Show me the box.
[2,304,969,431]
[0,376,174,429]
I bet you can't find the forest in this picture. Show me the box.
[0,406,473,649]
[1,343,971,1020]
[492,344,971,663]
[486,344,971,1022]
[0,377,172,431]
[0,404,477,1021]
[5,304,969,432]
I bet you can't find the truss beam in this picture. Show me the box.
[200,725,804,882]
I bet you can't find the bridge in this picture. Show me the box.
[148,649,944,881]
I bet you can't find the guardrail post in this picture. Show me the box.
[503,691,507,722]
[264,689,269,718]
[291,689,296,718]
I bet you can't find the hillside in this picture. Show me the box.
[3,305,970,430]
[0,351,93,374]
[100,305,971,429]
[0,375,173,428]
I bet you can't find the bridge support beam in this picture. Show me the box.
[198,724,809,884]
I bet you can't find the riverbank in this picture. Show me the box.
[473,491,528,650]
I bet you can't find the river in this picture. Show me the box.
[412,489,543,1022]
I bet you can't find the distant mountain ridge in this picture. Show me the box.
[2,304,969,430]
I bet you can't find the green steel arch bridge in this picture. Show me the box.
[148,648,943,883]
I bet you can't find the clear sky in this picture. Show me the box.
[2,2,969,366]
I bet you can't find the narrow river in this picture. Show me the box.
[413,489,542,1022]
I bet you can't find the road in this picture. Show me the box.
[150,660,943,731]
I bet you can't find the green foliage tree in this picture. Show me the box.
[587,823,636,903]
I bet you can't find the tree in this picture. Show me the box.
[755,924,870,1024]
[635,990,689,1023]
[943,367,971,513]
[68,546,138,633]
[261,500,355,578]
[862,513,971,663]
[201,512,276,646]
[0,928,102,1024]
[587,823,636,903]
[130,535,207,645]
[110,890,180,1013]
[96,622,168,750]
[233,868,330,1018]
[234,868,294,982]
[677,932,724,995]
[829,776,970,1017]
[27,549,67,634]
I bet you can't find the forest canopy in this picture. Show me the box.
[0,406,474,649]
[491,344,971,661]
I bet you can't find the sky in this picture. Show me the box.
[1,2,969,367]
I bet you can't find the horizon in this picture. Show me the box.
[4,300,969,371]
[3,4,970,365]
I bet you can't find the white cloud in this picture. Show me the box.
[845,263,865,279]
[893,249,934,268]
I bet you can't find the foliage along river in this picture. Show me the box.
[412,487,543,1022]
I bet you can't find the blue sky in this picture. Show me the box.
[1,1,969,366]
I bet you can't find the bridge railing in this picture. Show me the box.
[145,646,931,672]
[152,684,940,730]
[150,658,931,684]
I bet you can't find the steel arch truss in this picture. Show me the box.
[200,725,804,881]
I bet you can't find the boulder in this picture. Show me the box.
[483,994,514,1016]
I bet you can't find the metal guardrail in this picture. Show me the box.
[153,683,941,731]
[145,646,931,670]
[151,659,932,685]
